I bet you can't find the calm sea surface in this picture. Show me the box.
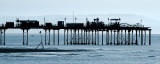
[0,33,160,64]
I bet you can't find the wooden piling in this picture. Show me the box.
[48,29,50,45]
[26,29,28,45]
[23,29,24,45]
[149,29,151,45]
[141,30,143,45]
[58,30,59,45]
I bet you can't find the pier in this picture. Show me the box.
[0,18,151,46]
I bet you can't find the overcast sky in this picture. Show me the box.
[0,0,160,20]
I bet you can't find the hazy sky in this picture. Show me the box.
[0,0,159,34]
[0,0,160,20]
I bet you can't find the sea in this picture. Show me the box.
[0,33,160,64]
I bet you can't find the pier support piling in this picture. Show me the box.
[71,30,72,45]
[106,30,107,45]
[128,30,130,45]
[132,30,133,45]
[92,30,93,45]
[67,29,68,45]
[81,29,83,44]
[58,30,59,45]
[121,30,123,45]
[75,30,76,44]
[114,30,115,45]
[141,30,143,45]
[144,30,146,45]
[53,30,55,45]
[125,30,126,45]
[78,29,79,44]
[110,30,112,45]
[102,30,103,45]
[86,30,87,44]
[45,30,46,45]
[149,29,151,45]
[0,30,1,45]
[48,30,50,45]
[107,30,109,45]
[64,29,65,45]
[117,30,119,45]
[4,30,5,45]
[23,29,24,45]
[95,30,96,45]
[26,29,28,45]
[84,30,85,44]
[97,31,99,45]
[136,30,138,45]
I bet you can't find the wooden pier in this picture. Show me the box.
[0,18,151,46]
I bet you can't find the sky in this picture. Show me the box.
[0,0,160,33]
[0,0,159,18]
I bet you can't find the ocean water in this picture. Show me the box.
[0,33,160,64]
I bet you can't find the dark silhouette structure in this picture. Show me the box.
[0,18,151,46]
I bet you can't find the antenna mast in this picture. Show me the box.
[73,11,74,23]
[64,17,66,24]
[141,19,143,27]
[75,17,77,23]
[108,18,109,26]
[44,17,45,26]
